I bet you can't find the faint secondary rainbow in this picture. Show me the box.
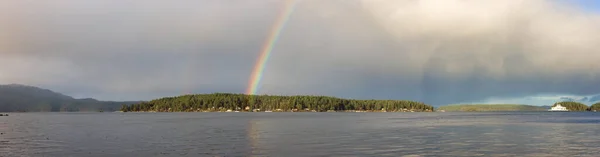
[246,0,299,95]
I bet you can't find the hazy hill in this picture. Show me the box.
[437,104,546,112]
[588,95,600,103]
[0,84,139,112]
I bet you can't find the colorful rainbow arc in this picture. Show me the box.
[246,0,299,95]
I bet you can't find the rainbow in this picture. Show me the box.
[246,0,299,95]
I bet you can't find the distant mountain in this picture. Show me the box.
[559,94,600,105]
[0,84,140,112]
[588,95,600,103]
[560,97,577,102]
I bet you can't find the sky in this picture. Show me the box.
[568,0,600,12]
[1,0,600,106]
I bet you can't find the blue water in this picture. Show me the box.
[0,112,599,157]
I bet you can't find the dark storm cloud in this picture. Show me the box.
[1,0,599,105]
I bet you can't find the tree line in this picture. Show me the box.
[120,93,434,112]
[590,102,600,111]
[553,101,599,111]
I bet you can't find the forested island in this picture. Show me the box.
[119,93,434,112]
[436,104,546,112]
[551,101,590,111]
[2,84,600,113]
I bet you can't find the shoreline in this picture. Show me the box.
[119,110,432,113]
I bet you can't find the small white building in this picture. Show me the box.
[548,104,568,112]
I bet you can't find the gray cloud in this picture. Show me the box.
[1,0,599,105]
[357,0,600,104]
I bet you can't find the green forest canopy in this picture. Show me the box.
[553,101,589,111]
[588,102,600,111]
[120,93,434,112]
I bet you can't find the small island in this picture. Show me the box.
[548,101,589,111]
[119,93,434,112]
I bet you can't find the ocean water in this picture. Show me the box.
[0,112,599,157]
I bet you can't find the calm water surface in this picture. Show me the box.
[0,112,599,157]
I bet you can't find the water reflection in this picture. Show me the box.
[0,112,598,157]
[247,118,263,156]
[241,113,600,157]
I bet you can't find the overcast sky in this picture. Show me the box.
[1,0,599,106]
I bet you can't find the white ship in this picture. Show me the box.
[548,104,569,112]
